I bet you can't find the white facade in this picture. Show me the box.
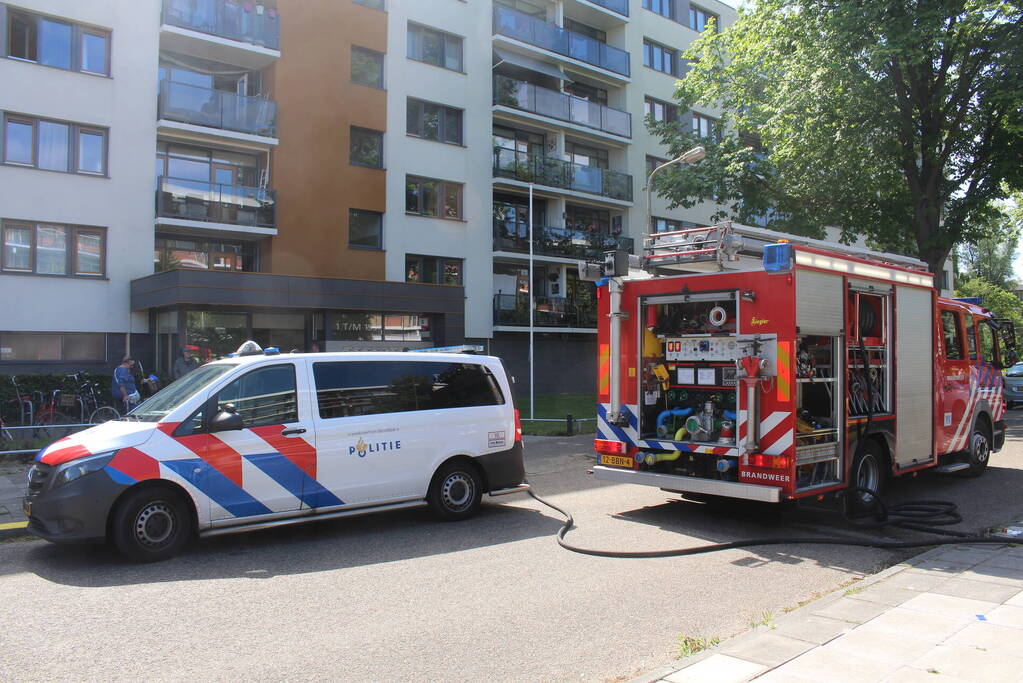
[0,0,158,336]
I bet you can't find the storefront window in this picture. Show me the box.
[186,311,248,362]
[252,312,306,353]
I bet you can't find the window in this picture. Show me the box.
[646,155,668,177]
[6,9,110,76]
[154,235,255,273]
[643,40,676,75]
[329,312,431,343]
[978,322,997,363]
[643,0,675,19]
[689,4,719,33]
[350,127,383,168]
[351,46,384,88]
[966,319,978,360]
[0,332,105,361]
[407,23,463,72]
[644,97,677,123]
[407,99,463,145]
[216,364,298,427]
[1,220,106,277]
[941,310,963,360]
[652,217,698,233]
[405,254,463,285]
[3,114,107,175]
[353,0,385,9]
[564,19,605,43]
[313,360,504,419]
[692,112,717,139]
[405,175,463,219]
[565,140,608,169]
[349,209,383,249]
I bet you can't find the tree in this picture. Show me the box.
[955,277,1023,330]
[651,0,1023,275]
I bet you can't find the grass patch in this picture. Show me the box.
[517,394,597,436]
[676,635,720,659]
[749,611,775,629]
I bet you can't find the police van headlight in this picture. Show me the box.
[53,451,118,489]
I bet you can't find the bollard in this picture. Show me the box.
[566,414,575,436]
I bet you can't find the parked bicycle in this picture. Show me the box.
[33,387,73,441]
[64,372,121,424]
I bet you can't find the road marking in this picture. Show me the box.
[0,521,29,530]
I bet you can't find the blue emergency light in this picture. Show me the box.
[762,242,793,273]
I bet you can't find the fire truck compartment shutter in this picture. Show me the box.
[848,279,894,295]
[796,270,844,335]
[895,285,934,467]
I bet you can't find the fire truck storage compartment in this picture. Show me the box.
[795,335,842,489]
[846,284,892,418]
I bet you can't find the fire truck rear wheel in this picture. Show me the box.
[848,440,886,515]
[962,419,991,478]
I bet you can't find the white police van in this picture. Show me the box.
[24,345,527,561]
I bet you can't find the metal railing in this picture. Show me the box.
[162,0,280,50]
[158,176,276,228]
[493,293,598,328]
[493,147,634,202]
[493,75,631,138]
[493,219,634,258]
[492,5,630,77]
[158,80,277,137]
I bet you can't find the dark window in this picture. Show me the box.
[349,209,383,249]
[313,360,504,419]
[941,310,963,360]
[350,127,383,168]
[216,364,298,427]
[652,217,698,233]
[966,319,978,360]
[1,219,106,277]
[646,155,668,177]
[405,175,463,219]
[563,81,608,106]
[979,322,997,363]
[643,40,676,75]
[565,140,608,169]
[2,113,107,175]
[692,112,718,139]
[405,254,463,285]
[689,4,719,32]
[643,0,674,19]
[644,97,677,123]
[407,98,463,145]
[0,331,105,361]
[407,23,463,72]
[564,18,605,43]
[154,235,255,273]
[351,46,384,88]
[5,9,109,76]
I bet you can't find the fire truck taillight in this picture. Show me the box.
[749,454,791,469]
[594,439,627,456]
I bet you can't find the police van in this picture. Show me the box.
[24,345,527,561]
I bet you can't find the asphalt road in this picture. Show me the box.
[1,413,1022,682]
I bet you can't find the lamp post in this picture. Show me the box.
[644,146,705,236]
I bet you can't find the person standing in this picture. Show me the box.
[112,357,140,412]
[172,347,199,380]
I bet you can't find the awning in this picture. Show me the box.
[493,47,566,81]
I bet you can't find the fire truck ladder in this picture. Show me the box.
[643,222,929,273]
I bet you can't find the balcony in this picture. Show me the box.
[493,294,597,329]
[492,5,629,79]
[157,177,276,231]
[583,0,629,17]
[494,75,631,139]
[493,147,633,202]
[162,0,280,50]
[158,81,277,141]
[494,219,634,259]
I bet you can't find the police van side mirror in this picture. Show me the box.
[209,409,244,433]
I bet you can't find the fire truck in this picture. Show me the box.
[587,222,1015,509]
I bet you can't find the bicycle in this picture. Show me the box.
[34,388,72,441]
[65,372,120,424]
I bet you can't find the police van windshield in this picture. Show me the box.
[130,363,238,422]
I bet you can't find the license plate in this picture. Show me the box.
[22,499,31,516]
[600,454,634,468]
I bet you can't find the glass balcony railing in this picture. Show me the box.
[162,0,280,50]
[583,0,629,17]
[157,176,276,228]
[494,76,631,138]
[159,80,277,137]
[493,147,633,202]
[493,219,634,258]
[493,294,597,328]
[492,5,630,77]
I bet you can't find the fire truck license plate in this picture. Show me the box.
[600,454,634,468]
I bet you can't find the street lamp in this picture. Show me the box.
[645,146,705,235]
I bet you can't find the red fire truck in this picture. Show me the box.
[588,222,1015,509]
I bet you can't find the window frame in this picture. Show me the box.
[348,208,384,250]
[406,98,464,146]
[0,331,107,363]
[407,22,464,73]
[643,96,678,123]
[0,219,106,278]
[642,39,677,76]
[349,126,384,169]
[691,111,719,139]
[405,175,464,220]
[2,113,108,176]
[351,45,385,89]
[212,363,300,429]
[941,310,964,360]
[405,254,464,285]
[688,4,719,33]
[642,0,675,20]
[4,8,111,77]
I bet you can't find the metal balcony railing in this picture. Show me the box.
[158,80,277,138]
[492,5,630,77]
[157,176,276,228]
[494,75,631,138]
[162,0,280,50]
[584,0,629,17]
[493,294,597,328]
[493,147,633,202]
[493,219,634,258]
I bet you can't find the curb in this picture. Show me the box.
[0,521,34,542]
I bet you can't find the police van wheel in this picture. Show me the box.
[961,420,991,478]
[427,461,482,521]
[111,487,192,562]
[847,440,886,515]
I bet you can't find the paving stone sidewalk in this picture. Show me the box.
[637,541,1023,683]
[0,457,32,532]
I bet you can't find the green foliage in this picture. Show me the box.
[957,201,1022,288]
[955,277,1023,329]
[676,634,721,659]
[518,394,597,436]
[653,0,1023,274]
